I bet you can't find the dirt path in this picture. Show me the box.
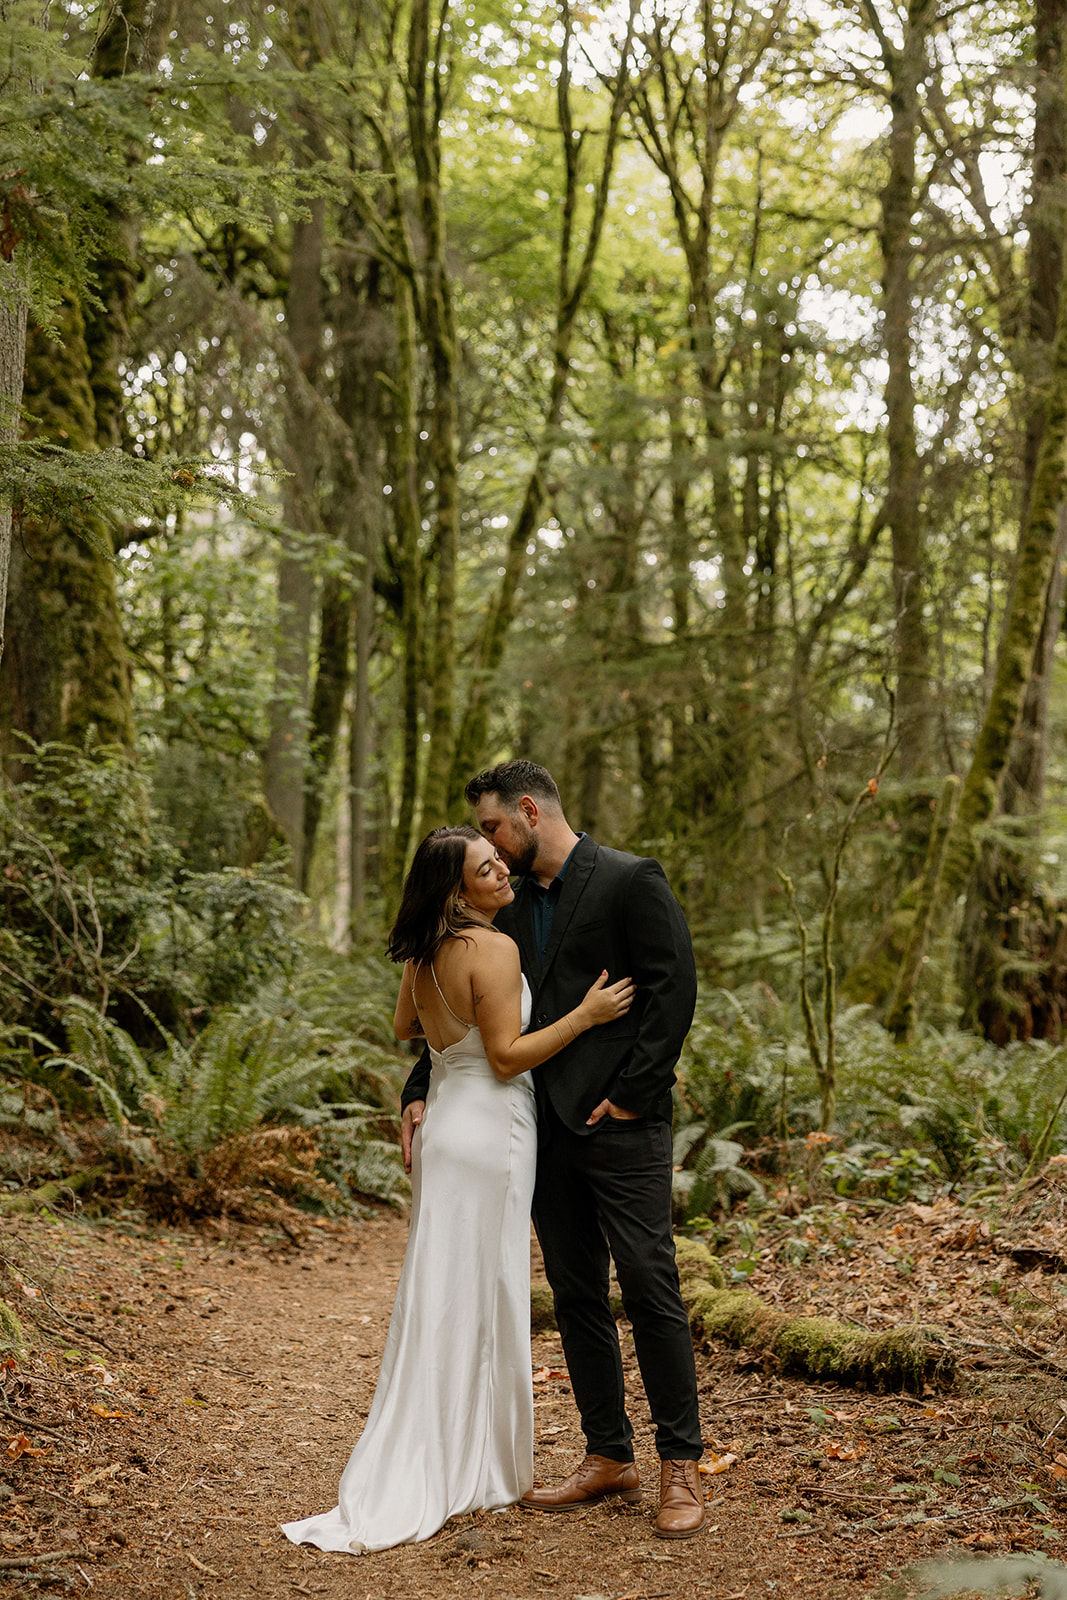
[0,1208,1063,1599]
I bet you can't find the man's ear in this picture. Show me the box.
[519,795,539,827]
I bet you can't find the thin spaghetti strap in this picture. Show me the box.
[428,960,474,1028]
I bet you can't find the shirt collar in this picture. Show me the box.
[528,833,585,895]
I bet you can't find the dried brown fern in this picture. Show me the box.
[134,1126,341,1237]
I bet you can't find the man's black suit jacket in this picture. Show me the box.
[399,835,697,1134]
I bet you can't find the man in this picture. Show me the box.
[401,760,704,1539]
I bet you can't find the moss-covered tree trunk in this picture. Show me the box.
[876,0,936,809]
[0,0,34,668]
[0,305,135,770]
[0,293,26,670]
[958,0,1067,1040]
[0,0,168,759]
[408,0,459,832]
[388,266,424,894]
[923,34,1067,956]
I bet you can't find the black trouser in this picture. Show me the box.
[532,1107,702,1463]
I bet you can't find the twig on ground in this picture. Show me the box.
[0,1405,72,1442]
[0,1549,90,1570]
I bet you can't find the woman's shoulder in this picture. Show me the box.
[458,925,519,968]
[439,925,515,960]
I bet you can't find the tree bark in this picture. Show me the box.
[407,0,459,830]
[923,99,1067,953]
[0,304,135,768]
[957,0,1067,1039]
[388,267,424,892]
[262,8,327,884]
[0,296,26,671]
[0,0,168,749]
[873,0,937,798]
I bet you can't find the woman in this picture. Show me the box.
[281,825,634,1553]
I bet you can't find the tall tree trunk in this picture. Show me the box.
[388,268,424,891]
[630,0,788,903]
[407,0,459,830]
[0,0,36,667]
[262,12,327,884]
[920,90,1067,958]
[0,303,135,768]
[957,0,1067,1039]
[0,296,26,671]
[302,573,349,886]
[869,0,937,811]
[0,0,168,753]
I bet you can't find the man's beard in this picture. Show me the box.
[501,821,538,877]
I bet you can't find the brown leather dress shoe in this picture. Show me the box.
[654,1458,706,1539]
[521,1454,642,1512]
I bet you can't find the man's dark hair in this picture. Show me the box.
[465,759,562,812]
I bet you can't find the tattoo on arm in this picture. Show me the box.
[472,989,485,1010]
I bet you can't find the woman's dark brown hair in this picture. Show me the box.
[386,825,484,968]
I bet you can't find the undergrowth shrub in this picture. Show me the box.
[0,742,304,1043]
[0,746,413,1220]
[43,974,410,1219]
[673,985,1067,1222]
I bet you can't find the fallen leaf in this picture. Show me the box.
[5,1433,45,1459]
[961,1530,997,1548]
[825,1440,868,1460]
[699,1451,738,1476]
[72,1463,122,1496]
[89,1405,130,1419]
[532,1368,569,1384]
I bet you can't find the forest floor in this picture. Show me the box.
[0,1190,1065,1600]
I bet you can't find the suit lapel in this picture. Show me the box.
[538,835,598,988]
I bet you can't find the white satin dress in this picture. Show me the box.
[281,975,537,1553]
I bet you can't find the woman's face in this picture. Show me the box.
[462,837,514,920]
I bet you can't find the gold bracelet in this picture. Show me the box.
[553,1023,568,1051]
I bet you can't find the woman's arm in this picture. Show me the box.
[393,961,425,1041]
[472,936,634,1082]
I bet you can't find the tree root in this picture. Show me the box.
[674,1239,956,1392]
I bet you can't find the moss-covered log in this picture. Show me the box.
[675,1239,956,1392]
[0,1299,24,1355]
[530,1240,955,1392]
[0,1167,106,1216]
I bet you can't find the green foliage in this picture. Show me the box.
[0,444,264,549]
[0,743,303,1036]
[672,1124,765,1222]
[46,970,409,1212]
[672,986,1067,1209]
[820,1145,940,1203]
